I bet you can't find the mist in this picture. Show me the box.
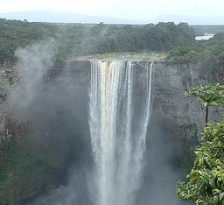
[6,39,92,204]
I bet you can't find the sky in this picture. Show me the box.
[0,0,223,24]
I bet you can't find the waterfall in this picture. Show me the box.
[89,60,154,205]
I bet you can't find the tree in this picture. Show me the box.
[186,84,224,126]
[177,123,224,205]
[177,84,224,205]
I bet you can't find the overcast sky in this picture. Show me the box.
[0,0,223,24]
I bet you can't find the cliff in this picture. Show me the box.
[1,59,222,142]
[0,59,222,205]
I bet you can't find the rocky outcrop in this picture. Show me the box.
[0,59,222,205]
[129,61,223,141]
[43,60,223,141]
[0,64,17,143]
[0,60,222,142]
[152,62,222,138]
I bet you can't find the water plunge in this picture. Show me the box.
[89,60,154,205]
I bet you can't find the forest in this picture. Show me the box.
[2,18,224,68]
[167,33,224,62]
[0,18,195,63]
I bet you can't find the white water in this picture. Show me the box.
[89,60,154,205]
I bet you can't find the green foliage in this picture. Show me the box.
[93,52,167,61]
[0,135,68,205]
[0,19,195,63]
[186,84,224,107]
[0,19,57,64]
[178,84,224,205]
[177,123,224,205]
[192,25,224,36]
[166,32,224,64]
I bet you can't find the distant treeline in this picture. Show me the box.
[0,18,195,63]
[0,19,58,64]
[167,33,224,63]
[191,25,224,36]
[166,33,224,83]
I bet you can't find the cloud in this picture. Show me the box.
[0,0,109,14]
[0,0,223,23]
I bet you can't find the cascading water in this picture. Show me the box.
[89,60,154,205]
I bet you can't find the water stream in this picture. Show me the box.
[89,60,154,205]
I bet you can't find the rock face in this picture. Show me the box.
[152,62,222,139]
[1,60,221,141]
[128,61,222,141]
[0,59,222,205]
[130,61,223,205]
[0,64,16,143]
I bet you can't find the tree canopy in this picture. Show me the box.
[177,84,224,205]
[177,123,224,205]
[186,84,224,108]
[0,19,195,64]
[167,33,224,63]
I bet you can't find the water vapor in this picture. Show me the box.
[9,38,56,109]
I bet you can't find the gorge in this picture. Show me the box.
[30,58,223,205]
[0,55,223,205]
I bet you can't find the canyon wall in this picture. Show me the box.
[0,59,222,205]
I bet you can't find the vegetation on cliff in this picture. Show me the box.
[177,84,224,205]
[186,84,224,125]
[0,114,74,205]
[0,137,64,204]
[167,33,224,63]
